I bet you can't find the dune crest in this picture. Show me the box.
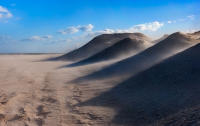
[67,37,151,67]
[74,32,199,81]
[50,33,151,61]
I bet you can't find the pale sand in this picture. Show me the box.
[0,54,117,126]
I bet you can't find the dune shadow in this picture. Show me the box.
[76,44,200,125]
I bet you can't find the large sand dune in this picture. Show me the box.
[67,37,151,67]
[78,43,200,126]
[75,32,198,81]
[50,33,150,61]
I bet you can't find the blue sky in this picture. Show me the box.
[0,0,199,53]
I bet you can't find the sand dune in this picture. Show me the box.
[79,43,200,126]
[67,37,151,67]
[75,32,199,81]
[1,31,200,126]
[153,34,169,43]
[50,33,150,61]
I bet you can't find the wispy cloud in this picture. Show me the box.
[58,21,163,45]
[187,15,195,20]
[132,21,164,31]
[88,21,164,37]
[22,35,53,41]
[0,5,13,19]
[166,14,196,24]
[58,24,94,34]
[167,21,172,24]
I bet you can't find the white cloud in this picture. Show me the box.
[0,5,13,19]
[58,24,94,34]
[167,21,172,24]
[59,26,79,34]
[89,21,164,36]
[90,29,115,35]
[85,21,164,39]
[22,35,53,41]
[77,24,94,32]
[42,35,52,39]
[165,15,196,25]
[172,20,177,23]
[187,15,195,20]
[131,21,164,31]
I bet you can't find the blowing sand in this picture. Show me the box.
[0,32,199,126]
[0,54,119,126]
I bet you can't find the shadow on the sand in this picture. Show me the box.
[76,44,200,126]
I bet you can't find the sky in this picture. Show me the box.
[0,0,199,53]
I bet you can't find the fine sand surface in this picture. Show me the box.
[0,54,120,126]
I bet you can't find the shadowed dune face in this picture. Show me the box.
[78,43,200,125]
[67,37,152,67]
[50,33,151,62]
[75,32,199,81]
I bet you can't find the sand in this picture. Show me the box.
[68,37,151,67]
[80,43,200,126]
[0,54,120,126]
[52,33,151,61]
[0,32,199,126]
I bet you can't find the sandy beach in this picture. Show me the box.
[0,54,124,126]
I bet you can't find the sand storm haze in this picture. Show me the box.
[1,0,200,125]
[0,54,104,125]
[0,30,200,126]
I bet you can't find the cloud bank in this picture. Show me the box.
[187,15,195,20]
[166,14,196,24]
[0,5,13,19]
[58,24,94,34]
[22,35,53,41]
[132,21,164,31]
[88,21,164,37]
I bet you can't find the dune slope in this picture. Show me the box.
[50,33,150,61]
[77,32,198,81]
[79,43,200,125]
[68,37,150,67]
